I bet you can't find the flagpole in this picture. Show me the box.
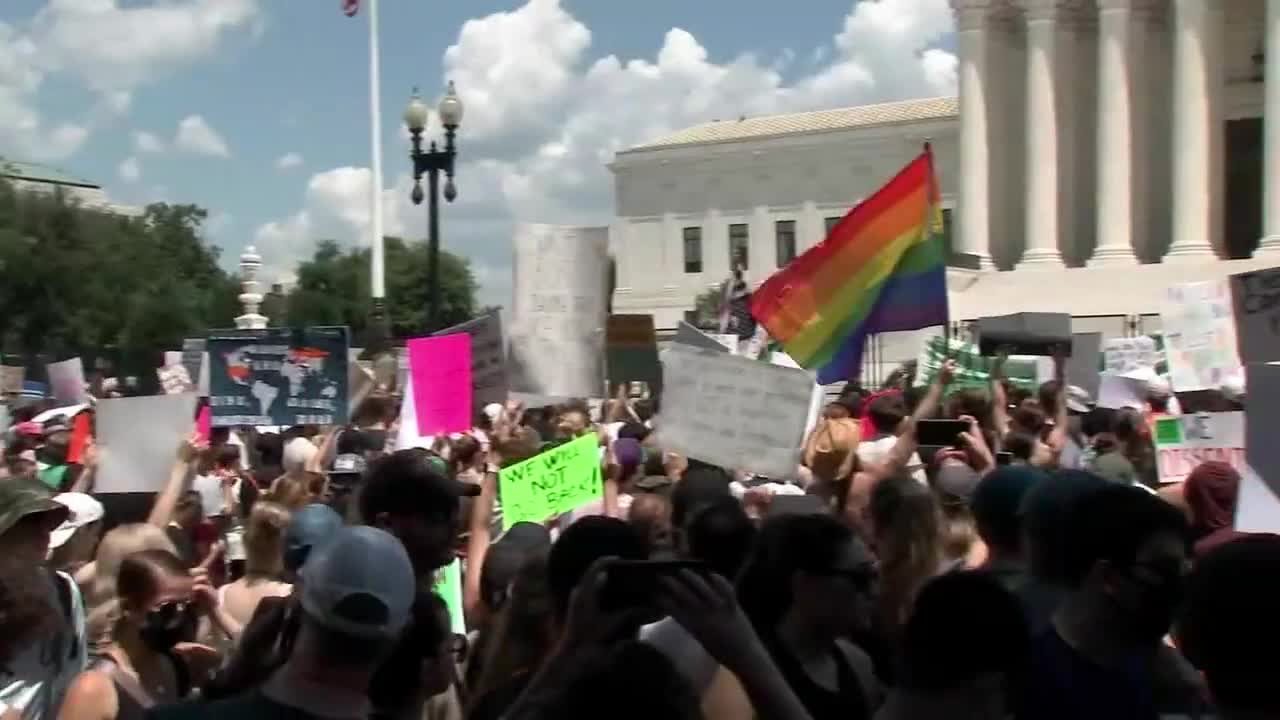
[367,0,387,343]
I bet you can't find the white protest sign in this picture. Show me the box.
[1096,372,1147,410]
[1230,267,1280,364]
[163,351,182,367]
[1152,412,1245,485]
[509,224,608,401]
[1237,363,1280,533]
[657,344,813,478]
[46,357,88,404]
[1160,280,1242,392]
[157,364,193,395]
[435,311,508,411]
[1102,336,1160,379]
[97,393,198,493]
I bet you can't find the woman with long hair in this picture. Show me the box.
[212,502,291,635]
[83,525,177,647]
[868,475,948,633]
[724,513,882,720]
[58,550,232,720]
[468,552,556,720]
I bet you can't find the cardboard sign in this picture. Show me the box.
[407,333,473,436]
[47,358,88,405]
[1237,363,1280,533]
[975,313,1073,357]
[673,321,734,354]
[913,335,1041,392]
[656,345,813,478]
[606,314,661,387]
[1103,336,1161,379]
[508,224,608,401]
[433,312,508,412]
[1161,280,1241,392]
[157,364,193,395]
[1231,267,1280,363]
[206,327,349,427]
[1065,332,1102,398]
[498,432,603,528]
[1096,372,1148,410]
[1153,412,1245,484]
[0,366,25,395]
[97,393,198,493]
[182,338,210,396]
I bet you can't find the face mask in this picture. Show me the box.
[138,602,197,652]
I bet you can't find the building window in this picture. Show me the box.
[682,227,703,274]
[775,220,797,267]
[728,223,749,270]
[824,216,843,235]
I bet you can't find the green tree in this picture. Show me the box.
[0,180,239,387]
[286,237,479,344]
[689,284,724,330]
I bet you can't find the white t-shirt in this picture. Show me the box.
[856,436,926,483]
[0,571,87,720]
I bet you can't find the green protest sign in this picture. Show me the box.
[498,432,602,529]
[433,559,466,634]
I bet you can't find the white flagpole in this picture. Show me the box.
[368,0,386,301]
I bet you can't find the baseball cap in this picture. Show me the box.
[41,415,71,437]
[299,525,415,639]
[358,449,480,523]
[934,461,983,504]
[481,522,552,607]
[1065,386,1093,414]
[329,452,368,477]
[285,503,345,571]
[0,478,69,538]
[49,493,104,550]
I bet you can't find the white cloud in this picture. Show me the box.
[133,130,164,153]
[175,115,230,157]
[0,1,259,162]
[275,152,303,171]
[256,0,957,308]
[118,156,140,183]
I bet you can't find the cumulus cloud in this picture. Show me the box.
[0,0,259,162]
[175,115,230,157]
[133,130,165,153]
[257,0,957,307]
[276,152,303,171]
[118,156,140,183]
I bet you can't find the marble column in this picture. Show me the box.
[1166,0,1223,260]
[1019,1,1066,268]
[1093,0,1157,264]
[1260,0,1280,254]
[953,1,995,269]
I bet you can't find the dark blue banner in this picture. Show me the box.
[207,327,349,427]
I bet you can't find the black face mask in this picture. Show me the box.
[139,602,197,652]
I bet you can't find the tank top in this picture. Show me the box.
[764,635,869,720]
[88,654,189,720]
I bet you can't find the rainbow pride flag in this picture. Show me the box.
[750,146,949,385]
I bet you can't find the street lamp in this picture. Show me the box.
[406,81,463,331]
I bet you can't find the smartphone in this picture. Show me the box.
[917,419,969,447]
[600,560,708,612]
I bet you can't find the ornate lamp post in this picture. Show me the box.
[235,246,268,330]
[405,81,463,331]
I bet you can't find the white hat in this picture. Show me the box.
[49,493,104,550]
[483,403,503,425]
[299,526,414,639]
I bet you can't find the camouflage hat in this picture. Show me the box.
[0,478,69,538]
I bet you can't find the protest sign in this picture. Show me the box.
[394,374,431,451]
[182,339,209,396]
[157,364,192,395]
[1236,363,1280,532]
[913,335,1040,391]
[347,363,375,414]
[1153,412,1245,484]
[207,327,349,427]
[47,358,88,404]
[606,314,661,388]
[163,351,182,367]
[975,313,1073,356]
[1096,372,1148,410]
[434,312,508,412]
[1103,336,1161,379]
[508,224,608,401]
[0,365,24,395]
[433,560,466,635]
[1230,267,1280,363]
[498,432,603,528]
[97,393,198,493]
[407,333,472,436]
[657,345,813,478]
[1160,280,1241,392]
[673,321,734,354]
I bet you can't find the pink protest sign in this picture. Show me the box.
[196,405,212,443]
[407,333,472,435]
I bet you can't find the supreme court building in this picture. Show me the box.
[609,0,1280,369]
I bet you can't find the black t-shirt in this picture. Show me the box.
[147,691,337,720]
[1016,628,1158,720]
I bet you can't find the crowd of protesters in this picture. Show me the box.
[0,350,1275,720]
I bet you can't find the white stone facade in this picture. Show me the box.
[610,0,1276,374]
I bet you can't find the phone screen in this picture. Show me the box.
[917,419,969,447]
[600,560,707,612]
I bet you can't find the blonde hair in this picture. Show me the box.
[267,472,326,510]
[85,524,176,650]
[244,502,291,577]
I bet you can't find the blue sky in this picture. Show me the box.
[0,0,957,307]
